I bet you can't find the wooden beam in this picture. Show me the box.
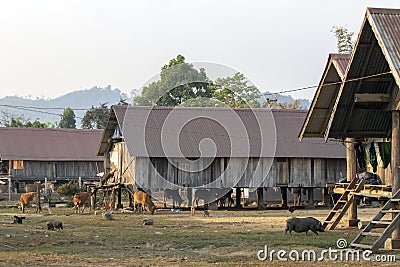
[354,94,390,103]
[363,77,392,82]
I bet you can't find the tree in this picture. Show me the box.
[58,107,76,128]
[213,72,261,108]
[133,55,212,106]
[81,103,110,129]
[2,114,55,128]
[332,26,355,54]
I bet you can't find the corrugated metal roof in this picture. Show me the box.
[299,54,350,140]
[324,7,400,139]
[0,127,103,161]
[302,8,400,140]
[98,106,345,159]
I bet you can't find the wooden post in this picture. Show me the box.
[346,137,358,227]
[36,183,42,213]
[235,187,242,208]
[91,188,97,211]
[280,187,288,208]
[387,110,400,249]
[256,187,264,209]
[116,185,123,209]
[307,188,314,207]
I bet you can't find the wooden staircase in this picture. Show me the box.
[323,177,365,230]
[350,188,400,252]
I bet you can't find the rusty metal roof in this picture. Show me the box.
[302,8,400,140]
[299,54,350,140]
[0,127,103,161]
[98,106,345,159]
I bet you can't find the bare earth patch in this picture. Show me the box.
[0,206,398,266]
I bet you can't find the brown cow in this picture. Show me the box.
[133,191,156,215]
[19,192,40,213]
[73,192,91,213]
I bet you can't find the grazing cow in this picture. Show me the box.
[73,192,91,213]
[19,192,40,213]
[163,189,184,208]
[285,217,325,236]
[133,191,156,215]
[47,221,63,231]
[216,189,234,208]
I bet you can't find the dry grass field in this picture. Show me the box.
[0,203,398,266]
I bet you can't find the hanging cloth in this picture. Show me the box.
[354,142,366,170]
[364,143,371,167]
[369,141,378,173]
[378,142,391,169]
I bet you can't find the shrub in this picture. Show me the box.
[57,181,80,196]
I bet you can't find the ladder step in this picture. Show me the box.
[361,232,383,237]
[371,220,391,225]
[338,200,347,203]
[391,198,400,202]
[351,243,373,249]
[381,210,400,213]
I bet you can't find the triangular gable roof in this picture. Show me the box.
[302,7,400,140]
[98,105,345,159]
[0,128,103,161]
[299,53,350,140]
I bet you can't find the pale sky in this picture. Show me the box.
[0,0,399,100]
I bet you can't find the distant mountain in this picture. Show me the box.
[261,91,311,109]
[0,86,132,127]
[0,87,311,128]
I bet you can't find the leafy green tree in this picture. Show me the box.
[133,55,212,106]
[58,107,76,128]
[81,103,110,129]
[57,181,80,196]
[3,115,55,128]
[213,72,261,108]
[332,26,355,54]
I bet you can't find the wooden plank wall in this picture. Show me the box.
[129,156,346,188]
[10,161,103,179]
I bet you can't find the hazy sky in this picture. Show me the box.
[0,0,398,101]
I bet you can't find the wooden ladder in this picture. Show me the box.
[323,177,365,230]
[350,188,400,252]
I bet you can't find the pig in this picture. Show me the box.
[47,221,63,231]
[285,217,324,236]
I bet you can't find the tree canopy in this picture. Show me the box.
[58,107,76,128]
[2,115,55,128]
[332,26,355,54]
[81,103,110,129]
[213,72,261,108]
[133,55,212,106]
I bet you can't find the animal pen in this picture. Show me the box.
[96,105,346,210]
[300,7,400,251]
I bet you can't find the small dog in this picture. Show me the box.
[47,221,63,231]
[203,210,209,217]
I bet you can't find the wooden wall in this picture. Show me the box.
[10,161,103,180]
[107,142,346,188]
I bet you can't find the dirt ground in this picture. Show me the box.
[0,204,399,266]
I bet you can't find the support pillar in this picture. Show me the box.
[116,186,123,209]
[235,187,242,209]
[280,187,288,208]
[346,137,359,227]
[307,188,314,207]
[256,187,265,209]
[387,110,400,249]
